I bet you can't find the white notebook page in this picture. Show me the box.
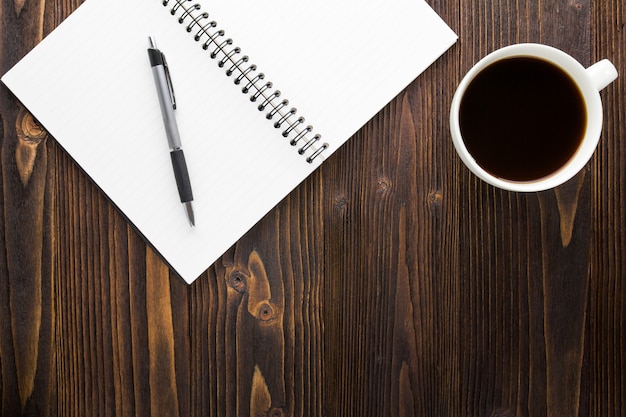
[2,0,456,283]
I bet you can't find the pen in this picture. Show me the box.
[147,35,195,226]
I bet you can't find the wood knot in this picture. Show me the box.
[334,194,348,211]
[257,302,275,322]
[228,270,248,293]
[427,191,442,207]
[377,176,392,194]
[15,109,48,187]
[267,408,283,417]
[16,109,47,145]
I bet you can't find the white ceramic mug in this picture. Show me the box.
[450,43,618,192]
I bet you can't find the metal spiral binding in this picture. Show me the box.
[162,0,329,163]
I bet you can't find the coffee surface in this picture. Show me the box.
[459,57,587,181]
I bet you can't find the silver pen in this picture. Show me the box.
[147,36,195,226]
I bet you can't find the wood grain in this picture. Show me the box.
[0,0,624,416]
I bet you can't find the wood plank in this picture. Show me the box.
[0,0,57,415]
[588,0,626,416]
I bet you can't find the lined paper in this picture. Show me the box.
[2,0,456,283]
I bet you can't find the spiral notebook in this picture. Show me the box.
[2,0,456,284]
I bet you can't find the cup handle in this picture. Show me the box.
[586,59,618,91]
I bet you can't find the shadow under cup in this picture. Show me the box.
[450,44,617,192]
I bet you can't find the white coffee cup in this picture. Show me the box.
[450,43,618,192]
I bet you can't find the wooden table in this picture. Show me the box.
[1,0,624,416]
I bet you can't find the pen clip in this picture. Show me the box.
[161,52,177,110]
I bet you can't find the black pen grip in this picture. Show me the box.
[170,149,194,203]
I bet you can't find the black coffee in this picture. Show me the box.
[459,57,587,181]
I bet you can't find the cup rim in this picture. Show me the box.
[450,43,604,192]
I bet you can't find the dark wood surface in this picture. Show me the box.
[1,0,624,416]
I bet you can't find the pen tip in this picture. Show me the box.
[184,202,195,227]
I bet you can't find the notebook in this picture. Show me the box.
[2,0,456,284]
